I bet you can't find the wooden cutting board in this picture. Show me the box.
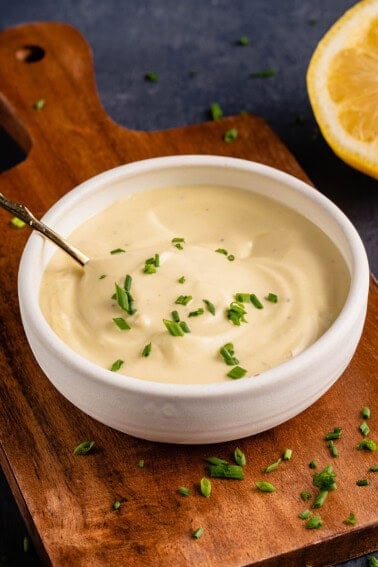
[0,22,376,567]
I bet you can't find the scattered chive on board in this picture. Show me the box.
[357,439,377,451]
[361,406,371,419]
[33,98,45,110]
[360,421,370,437]
[356,479,369,486]
[264,458,281,473]
[305,515,322,529]
[73,440,95,455]
[178,486,191,496]
[256,481,276,493]
[207,463,244,480]
[282,448,292,461]
[312,490,328,509]
[300,491,312,501]
[298,510,312,520]
[113,500,121,510]
[343,512,357,526]
[138,459,145,468]
[309,461,317,469]
[200,477,212,498]
[10,217,26,228]
[192,527,204,540]
[223,128,238,142]
[234,447,247,467]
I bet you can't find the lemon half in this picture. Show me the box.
[307,0,378,179]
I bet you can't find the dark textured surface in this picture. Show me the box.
[0,1,376,565]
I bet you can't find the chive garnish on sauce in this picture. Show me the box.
[266,293,278,303]
[215,248,228,255]
[250,294,263,309]
[178,275,186,284]
[99,274,107,280]
[171,310,180,322]
[203,299,215,315]
[163,319,185,336]
[113,317,131,331]
[172,237,185,250]
[227,301,247,326]
[188,308,204,317]
[227,366,247,379]
[124,274,132,291]
[144,255,160,274]
[142,343,152,357]
[175,295,192,306]
[220,343,239,366]
[179,321,191,333]
[111,359,124,372]
[110,248,125,254]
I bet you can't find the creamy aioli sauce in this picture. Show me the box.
[39,185,350,384]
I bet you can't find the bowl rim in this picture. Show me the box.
[18,154,370,399]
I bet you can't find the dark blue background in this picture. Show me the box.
[0,1,377,565]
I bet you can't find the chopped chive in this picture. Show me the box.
[234,447,247,467]
[73,440,95,455]
[266,293,278,303]
[357,439,377,451]
[227,366,247,379]
[327,440,339,458]
[192,527,204,540]
[172,237,185,250]
[207,463,244,479]
[33,98,45,110]
[308,18,318,26]
[249,69,277,79]
[124,274,132,291]
[113,317,131,331]
[142,343,152,357]
[10,216,26,228]
[163,319,185,336]
[205,456,229,466]
[343,512,357,526]
[312,490,328,509]
[313,465,337,491]
[282,448,292,461]
[227,254,235,261]
[115,282,130,312]
[361,406,371,419]
[138,459,145,468]
[175,295,192,306]
[325,427,343,440]
[298,510,312,520]
[305,515,322,529]
[356,479,369,486]
[145,71,158,82]
[179,321,191,333]
[227,301,247,326]
[113,500,121,510]
[360,422,370,437]
[210,102,223,121]
[264,458,281,473]
[223,128,238,143]
[250,294,263,309]
[144,254,160,273]
[178,276,186,284]
[256,481,275,493]
[203,299,215,315]
[300,491,312,501]
[239,35,249,46]
[309,461,317,469]
[144,263,156,274]
[171,310,180,322]
[188,308,204,317]
[235,293,251,303]
[111,293,117,300]
[368,557,378,567]
[110,248,125,254]
[111,359,124,372]
[99,274,107,280]
[200,477,212,498]
[23,536,29,553]
[369,465,378,472]
[178,486,191,496]
[215,248,228,255]
[220,343,239,366]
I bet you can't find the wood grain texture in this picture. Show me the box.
[0,22,376,567]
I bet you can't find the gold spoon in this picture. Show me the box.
[0,193,89,266]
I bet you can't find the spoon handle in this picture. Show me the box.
[0,193,89,267]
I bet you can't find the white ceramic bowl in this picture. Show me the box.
[18,156,370,444]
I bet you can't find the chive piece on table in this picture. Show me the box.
[111,359,124,372]
[223,128,238,143]
[142,343,152,357]
[227,366,247,379]
[369,465,378,472]
[113,500,121,510]
[298,510,311,520]
[207,463,244,480]
[360,422,370,437]
[327,440,339,458]
[300,491,312,501]
[234,447,247,467]
[138,459,145,468]
[343,512,357,526]
[309,460,317,469]
[113,317,130,331]
[203,299,215,315]
[200,477,212,498]
[192,527,204,540]
[325,427,343,440]
[361,406,371,419]
[210,102,223,121]
[282,449,292,461]
[256,481,276,493]
[305,515,322,529]
[264,458,282,473]
[73,440,95,455]
[312,490,328,509]
[178,486,191,497]
[356,439,377,451]
[205,456,229,466]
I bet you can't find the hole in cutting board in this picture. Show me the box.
[15,45,45,63]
